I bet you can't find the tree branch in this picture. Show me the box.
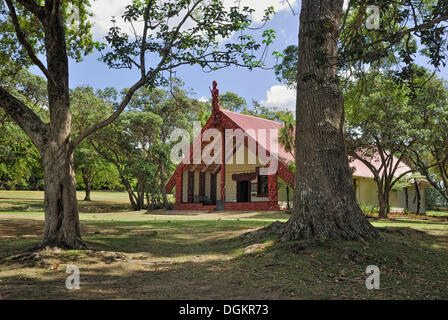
[15,0,45,19]
[5,0,54,84]
[0,86,47,151]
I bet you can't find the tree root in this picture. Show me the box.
[239,221,286,242]
[240,216,381,244]
[34,237,88,251]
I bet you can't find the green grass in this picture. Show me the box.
[0,190,133,214]
[0,190,131,202]
[1,191,448,299]
[427,210,448,217]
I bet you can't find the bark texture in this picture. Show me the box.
[42,145,84,248]
[283,0,378,241]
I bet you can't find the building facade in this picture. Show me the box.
[166,82,427,213]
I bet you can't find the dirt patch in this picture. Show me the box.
[0,221,43,239]
[242,243,266,255]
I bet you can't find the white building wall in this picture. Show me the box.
[355,176,427,213]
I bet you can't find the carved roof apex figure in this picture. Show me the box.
[211,80,220,112]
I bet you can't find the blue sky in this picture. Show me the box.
[30,0,447,111]
[61,0,301,111]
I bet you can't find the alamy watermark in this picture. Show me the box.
[366,5,380,30]
[365,265,380,289]
[66,265,80,290]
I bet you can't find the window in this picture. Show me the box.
[257,174,268,197]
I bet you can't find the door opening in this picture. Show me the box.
[237,180,250,203]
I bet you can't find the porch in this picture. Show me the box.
[172,163,280,211]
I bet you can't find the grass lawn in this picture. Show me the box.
[1,190,448,299]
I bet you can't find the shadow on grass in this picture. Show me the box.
[0,199,132,214]
[0,218,269,261]
[377,218,448,226]
[1,225,448,299]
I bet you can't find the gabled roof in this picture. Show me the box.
[220,109,295,164]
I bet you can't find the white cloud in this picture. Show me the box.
[261,85,296,111]
[89,0,133,37]
[223,0,298,23]
[89,0,298,38]
[198,96,209,103]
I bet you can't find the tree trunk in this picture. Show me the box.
[114,161,140,211]
[34,3,85,249]
[82,169,92,201]
[137,180,145,209]
[405,187,409,211]
[160,163,169,208]
[414,181,422,215]
[145,184,151,209]
[378,191,388,219]
[84,181,91,201]
[282,0,378,241]
[41,145,85,249]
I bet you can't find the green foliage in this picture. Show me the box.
[0,69,47,190]
[274,1,448,89]
[274,45,298,89]
[70,86,122,192]
[404,72,448,203]
[345,71,412,153]
[426,188,448,210]
[339,0,448,77]
[0,121,42,189]
[359,201,379,214]
[241,100,293,122]
[345,67,448,215]
[219,92,247,112]
[279,112,295,157]
[0,0,96,78]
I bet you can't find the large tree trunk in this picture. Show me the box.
[41,142,85,249]
[282,0,378,241]
[38,6,85,249]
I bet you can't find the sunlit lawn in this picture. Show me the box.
[1,190,448,299]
